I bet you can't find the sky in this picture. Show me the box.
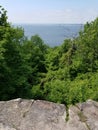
[0,0,98,24]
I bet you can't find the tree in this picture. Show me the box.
[22,35,48,86]
[76,18,98,73]
[0,6,32,100]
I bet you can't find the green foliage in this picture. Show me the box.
[0,6,31,100]
[37,18,98,106]
[0,5,98,107]
[0,6,8,26]
[22,35,47,86]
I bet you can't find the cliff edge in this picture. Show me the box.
[0,99,98,130]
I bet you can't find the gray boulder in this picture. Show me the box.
[0,99,98,130]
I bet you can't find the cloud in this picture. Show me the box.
[62,8,98,23]
[8,7,98,24]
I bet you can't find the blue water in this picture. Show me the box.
[14,24,83,46]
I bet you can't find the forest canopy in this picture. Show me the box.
[0,6,98,106]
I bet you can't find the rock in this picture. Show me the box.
[0,99,98,130]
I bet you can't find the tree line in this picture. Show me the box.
[0,6,98,106]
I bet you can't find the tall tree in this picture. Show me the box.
[0,6,31,100]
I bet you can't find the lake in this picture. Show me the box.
[14,24,83,47]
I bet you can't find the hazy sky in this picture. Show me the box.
[0,0,98,24]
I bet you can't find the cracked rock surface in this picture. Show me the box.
[0,99,98,130]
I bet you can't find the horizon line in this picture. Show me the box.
[11,22,84,25]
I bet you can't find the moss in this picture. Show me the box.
[65,106,69,122]
[78,111,87,122]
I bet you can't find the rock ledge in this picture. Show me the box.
[0,99,98,130]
